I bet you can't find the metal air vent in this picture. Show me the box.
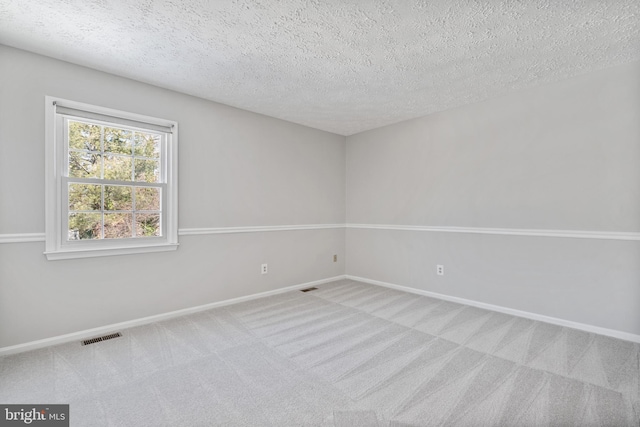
[82,332,122,346]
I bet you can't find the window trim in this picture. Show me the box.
[44,96,179,260]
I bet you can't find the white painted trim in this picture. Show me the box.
[179,224,345,235]
[4,223,640,244]
[43,96,179,261]
[345,275,640,344]
[3,273,637,354]
[346,224,640,241]
[0,233,46,244]
[0,225,342,244]
[0,225,343,245]
[43,243,179,260]
[0,275,347,356]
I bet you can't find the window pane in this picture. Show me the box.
[69,183,102,211]
[104,127,133,155]
[68,121,101,151]
[134,159,160,182]
[104,155,132,181]
[68,213,102,240]
[69,151,101,178]
[135,187,160,210]
[136,213,161,237]
[104,185,132,210]
[134,132,161,158]
[104,213,133,239]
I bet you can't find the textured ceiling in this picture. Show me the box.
[1,1,639,135]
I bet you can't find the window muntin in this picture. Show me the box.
[63,118,164,242]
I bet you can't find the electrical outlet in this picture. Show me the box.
[261,263,268,274]
[333,254,337,262]
[436,265,444,276]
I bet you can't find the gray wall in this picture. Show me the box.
[0,45,346,348]
[2,44,639,348]
[346,61,640,335]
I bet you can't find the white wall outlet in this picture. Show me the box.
[436,265,444,276]
[261,263,268,274]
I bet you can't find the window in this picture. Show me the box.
[45,97,178,260]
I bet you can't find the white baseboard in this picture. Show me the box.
[346,275,640,344]
[5,273,636,355]
[0,275,347,356]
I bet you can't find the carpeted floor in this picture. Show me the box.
[1,279,639,426]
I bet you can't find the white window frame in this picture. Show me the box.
[44,96,179,260]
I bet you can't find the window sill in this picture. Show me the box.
[44,243,179,260]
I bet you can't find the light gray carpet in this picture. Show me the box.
[1,279,639,426]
